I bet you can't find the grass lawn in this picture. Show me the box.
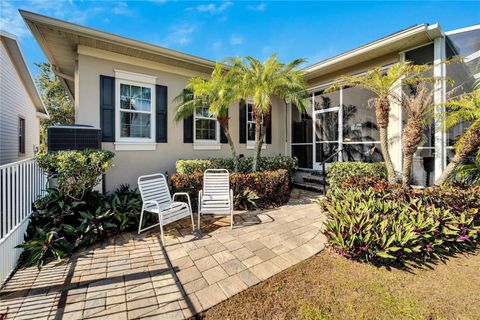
[201,248,480,319]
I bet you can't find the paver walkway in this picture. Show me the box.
[0,190,326,319]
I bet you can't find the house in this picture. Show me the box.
[19,10,479,190]
[0,30,48,165]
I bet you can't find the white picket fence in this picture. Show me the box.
[0,158,47,286]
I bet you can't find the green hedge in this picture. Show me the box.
[176,156,298,178]
[327,162,386,189]
[171,169,291,210]
[323,177,480,264]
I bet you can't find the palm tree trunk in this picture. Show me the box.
[218,117,238,172]
[380,127,396,184]
[435,123,480,185]
[376,98,396,183]
[402,154,413,187]
[252,108,264,172]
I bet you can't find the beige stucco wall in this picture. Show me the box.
[76,53,288,191]
[0,39,40,165]
[305,52,403,172]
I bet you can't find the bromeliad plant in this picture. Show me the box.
[323,177,480,264]
[18,186,146,268]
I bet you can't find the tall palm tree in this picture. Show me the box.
[327,62,430,183]
[401,82,434,187]
[229,54,309,171]
[434,87,480,185]
[174,63,240,171]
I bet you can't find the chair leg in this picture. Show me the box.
[138,206,145,234]
[198,211,201,231]
[190,208,195,232]
[230,209,233,229]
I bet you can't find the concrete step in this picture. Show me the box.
[293,181,325,193]
[303,175,326,184]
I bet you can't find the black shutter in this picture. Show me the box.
[183,89,194,143]
[100,75,115,142]
[220,109,228,144]
[266,112,272,144]
[156,85,168,143]
[239,99,246,144]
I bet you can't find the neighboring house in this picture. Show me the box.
[0,30,48,166]
[20,10,479,190]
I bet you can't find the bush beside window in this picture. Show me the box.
[175,156,298,178]
[323,177,480,264]
[171,169,291,211]
[327,162,387,189]
[36,150,115,201]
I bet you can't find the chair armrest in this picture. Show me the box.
[173,192,192,212]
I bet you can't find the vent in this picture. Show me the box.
[47,125,102,152]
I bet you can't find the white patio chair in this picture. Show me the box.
[138,173,194,244]
[198,169,234,230]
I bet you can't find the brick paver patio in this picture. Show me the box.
[0,190,326,319]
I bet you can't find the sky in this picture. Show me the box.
[1,0,479,77]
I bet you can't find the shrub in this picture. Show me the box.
[19,185,149,268]
[323,179,480,264]
[327,162,387,189]
[36,150,115,200]
[171,169,291,210]
[176,156,298,178]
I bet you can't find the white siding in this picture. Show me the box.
[0,39,40,165]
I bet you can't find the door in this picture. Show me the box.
[313,107,341,170]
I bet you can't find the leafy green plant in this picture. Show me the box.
[36,149,115,200]
[17,228,73,268]
[19,185,144,268]
[327,162,387,189]
[234,189,259,210]
[323,179,480,264]
[448,154,480,186]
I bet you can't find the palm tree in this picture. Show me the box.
[401,82,434,186]
[327,62,430,183]
[434,87,480,185]
[229,54,309,171]
[174,63,240,171]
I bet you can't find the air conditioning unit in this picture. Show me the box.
[47,125,102,152]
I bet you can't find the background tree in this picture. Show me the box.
[435,86,480,185]
[174,63,239,170]
[327,62,430,183]
[229,54,308,171]
[35,62,74,147]
[401,82,434,186]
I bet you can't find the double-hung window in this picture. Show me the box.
[194,105,219,143]
[115,70,156,145]
[247,101,256,142]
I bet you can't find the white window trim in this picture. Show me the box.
[246,100,266,149]
[193,105,221,150]
[114,70,157,151]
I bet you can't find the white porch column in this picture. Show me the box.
[433,36,447,180]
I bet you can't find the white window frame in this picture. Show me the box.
[246,100,266,149]
[193,104,220,150]
[114,70,157,150]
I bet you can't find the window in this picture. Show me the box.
[114,70,157,146]
[195,104,218,142]
[247,101,256,142]
[119,83,152,139]
[18,117,25,154]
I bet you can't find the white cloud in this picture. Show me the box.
[212,41,222,49]
[164,23,197,46]
[247,3,266,12]
[192,2,233,14]
[0,1,30,38]
[112,1,133,16]
[229,35,243,45]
